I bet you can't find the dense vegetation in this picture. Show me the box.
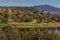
[0,25,59,40]
[0,7,60,40]
[0,7,60,24]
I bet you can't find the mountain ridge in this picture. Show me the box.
[35,5,60,13]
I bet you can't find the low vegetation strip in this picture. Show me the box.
[7,22,59,28]
[0,22,59,28]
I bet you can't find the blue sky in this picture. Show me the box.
[0,0,60,8]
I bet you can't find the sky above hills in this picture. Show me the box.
[0,0,60,8]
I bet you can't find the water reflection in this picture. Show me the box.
[55,28,60,35]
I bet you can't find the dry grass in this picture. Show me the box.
[7,21,60,28]
[0,21,59,28]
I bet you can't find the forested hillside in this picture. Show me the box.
[0,7,60,24]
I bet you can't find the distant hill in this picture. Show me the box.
[0,5,60,14]
[35,5,60,13]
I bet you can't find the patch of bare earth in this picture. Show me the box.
[56,22,60,27]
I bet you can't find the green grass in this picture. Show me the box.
[0,23,6,28]
[10,23,40,28]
